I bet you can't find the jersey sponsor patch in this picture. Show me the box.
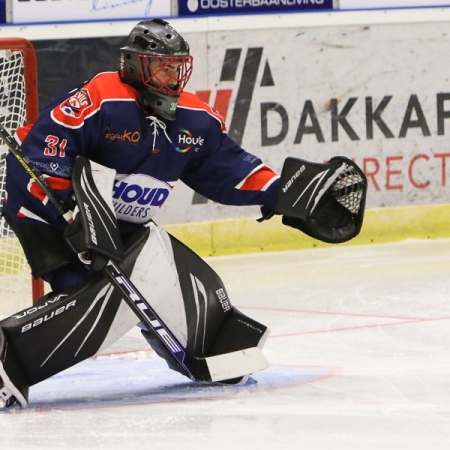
[176,129,205,153]
[104,126,142,144]
[60,88,93,119]
[35,161,73,178]
[112,174,173,223]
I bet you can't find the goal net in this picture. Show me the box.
[0,38,43,315]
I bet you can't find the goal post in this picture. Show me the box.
[0,37,44,305]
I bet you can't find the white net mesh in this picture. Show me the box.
[0,48,32,303]
[332,163,366,215]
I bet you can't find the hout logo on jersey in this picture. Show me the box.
[176,129,205,153]
[193,47,273,204]
[60,88,93,119]
[112,174,173,223]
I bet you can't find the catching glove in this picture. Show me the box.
[275,156,367,244]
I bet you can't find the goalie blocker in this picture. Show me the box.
[274,156,367,244]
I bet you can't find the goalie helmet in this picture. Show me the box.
[118,19,193,120]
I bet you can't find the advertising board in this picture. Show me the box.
[156,20,450,224]
[338,0,450,9]
[177,0,333,17]
[6,0,173,24]
[4,14,450,227]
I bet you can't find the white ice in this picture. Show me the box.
[2,238,450,450]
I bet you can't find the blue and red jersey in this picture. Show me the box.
[4,71,280,231]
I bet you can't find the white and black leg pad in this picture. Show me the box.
[206,307,270,384]
[276,156,367,243]
[0,328,29,408]
[135,224,270,382]
[0,227,150,389]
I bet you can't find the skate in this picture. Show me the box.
[0,380,18,408]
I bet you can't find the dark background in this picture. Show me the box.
[32,36,127,111]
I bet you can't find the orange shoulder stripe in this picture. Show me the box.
[236,165,279,191]
[178,91,226,131]
[51,72,138,129]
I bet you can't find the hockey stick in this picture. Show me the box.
[0,124,268,383]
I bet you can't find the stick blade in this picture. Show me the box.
[206,347,269,382]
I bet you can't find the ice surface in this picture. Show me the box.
[2,239,450,449]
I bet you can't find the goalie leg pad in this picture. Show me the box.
[207,307,270,385]
[208,307,269,356]
[169,232,234,357]
[130,223,236,357]
[135,223,270,382]
[0,227,150,387]
[0,281,124,386]
[0,328,29,408]
[141,308,270,384]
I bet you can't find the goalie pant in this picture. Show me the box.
[0,222,269,407]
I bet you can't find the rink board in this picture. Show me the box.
[164,203,450,256]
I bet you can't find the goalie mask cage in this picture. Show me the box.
[0,37,44,306]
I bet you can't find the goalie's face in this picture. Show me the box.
[139,55,193,95]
